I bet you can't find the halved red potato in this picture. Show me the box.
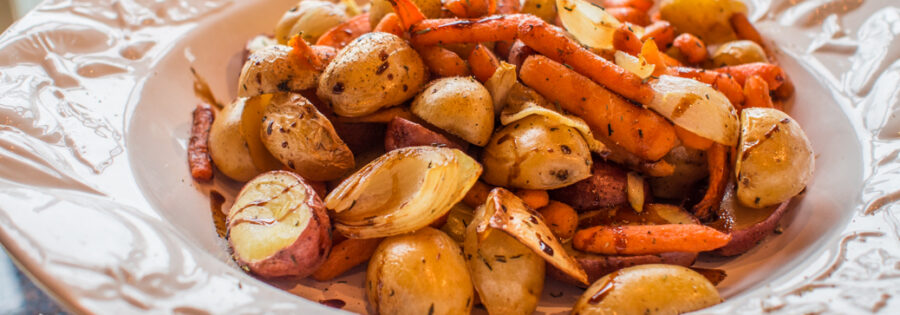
[708,179,792,256]
[227,170,331,278]
[549,160,628,212]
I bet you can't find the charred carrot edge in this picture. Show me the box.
[520,54,677,161]
[514,189,549,209]
[374,13,405,37]
[463,181,494,208]
[417,45,471,77]
[716,62,786,90]
[189,103,215,181]
[605,6,650,26]
[311,238,383,281]
[743,75,774,110]
[613,25,642,56]
[640,20,675,49]
[316,13,371,49]
[289,34,324,71]
[692,143,728,220]
[604,0,654,12]
[468,43,500,83]
[730,13,764,47]
[573,224,732,255]
[673,33,708,64]
[388,0,426,30]
[675,125,713,151]
[668,67,745,106]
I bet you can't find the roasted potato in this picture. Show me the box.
[711,40,768,67]
[318,32,427,117]
[209,96,282,182]
[227,171,331,278]
[411,77,495,146]
[369,0,443,29]
[275,0,350,44]
[367,228,473,315]
[572,264,722,314]
[736,108,814,208]
[238,45,335,98]
[464,204,545,315]
[260,92,354,181]
[482,115,592,190]
[549,160,628,212]
[659,0,747,44]
[521,0,557,23]
[384,116,468,151]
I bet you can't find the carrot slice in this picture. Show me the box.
[468,43,500,82]
[416,45,471,77]
[311,238,383,281]
[730,13,764,47]
[315,13,371,49]
[514,189,549,209]
[640,20,675,49]
[716,62,786,90]
[675,125,713,151]
[288,34,324,70]
[573,224,732,255]
[389,0,427,30]
[374,13,405,37]
[672,33,708,64]
[613,25,642,56]
[743,75,774,110]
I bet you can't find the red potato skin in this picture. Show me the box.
[714,200,791,256]
[188,103,215,181]
[232,171,332,278]
[550,160,628,212]
[384,117,468,151]
[547,251,698,287]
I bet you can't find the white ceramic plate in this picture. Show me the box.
[0,0,898,313]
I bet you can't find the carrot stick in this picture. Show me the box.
[374,13,405,37]
[514,189,549,209]
[416,45,471,77]
[716,62,786,90]
[468,43,500,82]
[675,125,713,151]
[311,238,383,281]
[315,13,371,49]
[692,143,728,220]
[667,67,745,106]
[606,6,650,26]
[613,25,642,56]
[289,34,324,70]
[463,181,494,208]
[672,33,708,64]
[409,15,522,46]
[640,20,675,49]
[742,75,774,110]
[730,13,764,47]
[517,17,655,105]
[603,0,654,12]
[520,55,677,161]
[389,0,426,30]
[189,103,215,181]
[573,224,732,255]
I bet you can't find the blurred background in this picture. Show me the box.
[1,4,68,314]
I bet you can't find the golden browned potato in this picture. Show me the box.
[659,0,747,44]
[275,0,349,44]
[736,108,814,208]
[237,45,320,98]
[411,77,495,146]
[464,204,545,315]
[521,0,557,23]
[367,228,473,315]
[572,264,722,314]
[260,92,354,181]
[482,115,592,190]
[317,32,427,117]
[227,171,331,278]
[209,96,282,182]
[711,40,768,67]
[368,0,443,29]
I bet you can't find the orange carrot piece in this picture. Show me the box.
[606,6,650,26]
[463,181,494,208]
[468,44,500,82]
[311,238,383,281]
[730,13,764,47]
[374,13,405,37]
[538,201,578,240]
[389,0,427,30]
[520,55,677,161]
[517,17,655,105]
[640,40,668,77]
[613,25,642,56]
[773,73,794,100]
[660,51,683,67]
[667,67,745,106]
[573,224,732,255]
[316,13,371,49]
[603,0,654,12]
[444,0,494,17]
[743,75,774,110]
[675,125,713,151]
[189,103,215,181]
[716,62,786,90]
[672,33,708,64]
[497,0,520,14]
[692,143,728,220]
[409,15,522,46]
[417,45,471,77]
[640,20,675,49]
[289,34,324,70]
[514,189,549,209]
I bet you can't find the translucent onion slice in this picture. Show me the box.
[556,0,621,50]
[615,50,655,79]
[484,61,518,114]
[325,146,482,238]
[626,171,645,213]
[648,75,740,146]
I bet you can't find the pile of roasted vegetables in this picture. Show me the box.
[187,0,815,313]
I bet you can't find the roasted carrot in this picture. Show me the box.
[409,15,522,46]
[743,75,774,110]
[660,51,683,67]
[773,73,795,100]
[416,45,471,77]
[692,143,728,220]
[468,43,500,82]
[189,103,215,181]
[444,0,495,17]
[520,55,677,161]
[389,0,426,30]
[673,33,708,64]
[597,137,676,177]
[606,6,650,26]
[667,67,745,106]
[514,189,549,209]
[716,62,786,90]
[603,0,654,12]
[288,34,324,70]
[613,25,642,56]
[497,0,520,14]
[311,238,383,281]
[316,13,371,49]
[463,181,494,208]
[640,20,675,49]
[538,201,578,240]
[374,13,405,37]
[730,13,764,47]
[638,40,667,77]
[675,125,713,151]
[573,224,732,255]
